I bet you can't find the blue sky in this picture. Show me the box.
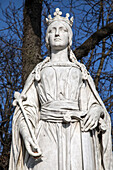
[0,0,112,126]
[0,0,23,29]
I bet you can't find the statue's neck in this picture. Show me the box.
[50,47,69,62]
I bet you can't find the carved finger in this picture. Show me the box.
[84,120,95,131]
[83,117,92,131]
[26,143,42,157]
[90,121,98,130]
[29,139,37,149]
[83,114,90,125]
[29,139,42,156]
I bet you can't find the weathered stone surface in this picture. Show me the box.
[9,8,112,170]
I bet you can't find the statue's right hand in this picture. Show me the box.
[19,120,42,158]
[19,121,42,158]
[24,136,42,157]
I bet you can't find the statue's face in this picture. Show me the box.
[47,21,69,50]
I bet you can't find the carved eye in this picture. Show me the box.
[48,27,56,33]
[48,30,52,33]
[59,27,68,32]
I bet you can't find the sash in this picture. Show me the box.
[40,100,86,123]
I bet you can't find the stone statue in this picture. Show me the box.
[9,8,112,170]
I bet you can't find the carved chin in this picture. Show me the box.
[50,42,68,50]
[51,45,67,50]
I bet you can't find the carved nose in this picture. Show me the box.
[55,28,59,36]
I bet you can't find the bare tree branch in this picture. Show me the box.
[74,22,113,59]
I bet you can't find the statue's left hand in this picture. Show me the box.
[82,105,103,131]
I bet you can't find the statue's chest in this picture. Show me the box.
[38,65,82,101]
[41,65,81,81]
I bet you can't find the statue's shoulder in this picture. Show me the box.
[22,57,50,94]
[70,50,89,77]
[34,57,50,81]
[28,57,50,80]
[72,60,89,79]
[76,62,96,88]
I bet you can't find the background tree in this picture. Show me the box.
[0,0,113,169]
[0,3,23,169]
[22,0,42,85]
[73,0,113,119]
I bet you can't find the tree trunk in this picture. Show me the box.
[22,0,43,85]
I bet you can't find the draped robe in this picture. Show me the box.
[9,59,113,170]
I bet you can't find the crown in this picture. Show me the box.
[46,8,74,27]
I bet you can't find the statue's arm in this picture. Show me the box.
[81,79,106,132]
[17,80,41,157]
[14,59,49,158]
[19,118,41,157]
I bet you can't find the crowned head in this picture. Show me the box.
[46,8,74,27]
[45,8,74,50]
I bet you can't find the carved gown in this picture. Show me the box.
[9,60,112,170]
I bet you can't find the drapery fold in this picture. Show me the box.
[9,58,113,170]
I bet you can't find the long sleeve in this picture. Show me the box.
[9,80,40,170]
[79,74,113,170]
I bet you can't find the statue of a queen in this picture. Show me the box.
[9,8,113,170]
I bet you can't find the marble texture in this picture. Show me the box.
[9,8,113,170]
